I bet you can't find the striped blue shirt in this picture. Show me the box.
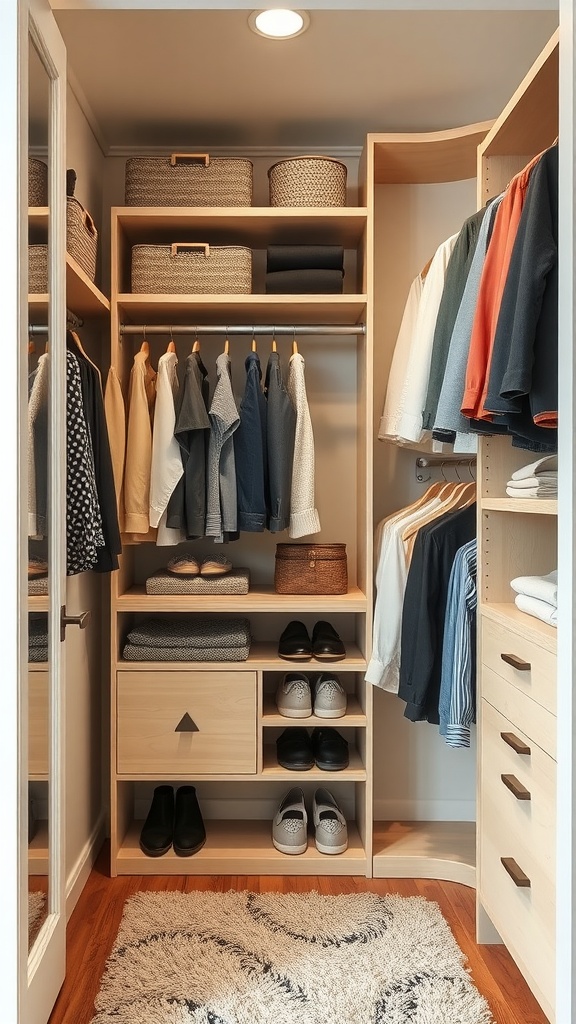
[438,539,477,747]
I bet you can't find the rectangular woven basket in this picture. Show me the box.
[28,158,48,207]
[28,245,48,293]
[268,155,347,207]
[274,543,348,595]
[131,242,252,294]
[125,154,253,207]
[66,195,98,281]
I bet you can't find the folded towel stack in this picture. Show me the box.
[29,615,48,662]
[510,570,557,627]
[122,616,252,661]
[506,454,558,499]
[265,245,344,294]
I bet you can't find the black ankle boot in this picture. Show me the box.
[174,785,206,856]
[140,785,174,857]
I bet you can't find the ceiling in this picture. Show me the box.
[53,8,558,151]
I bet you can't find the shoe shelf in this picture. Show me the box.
[115,817,367,876]
[115,584,368,613]
[115,642,368,672]
[261,746,366,780]
[261,695,367,726]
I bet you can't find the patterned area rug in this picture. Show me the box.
[90,891,494,1024]
[28,891,46,949]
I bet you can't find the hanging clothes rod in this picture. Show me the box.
[119,323,366,337]
[416,456,477,469]
[28,310,84,335]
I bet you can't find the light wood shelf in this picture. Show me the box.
[372,821,476,887]
[481,497,557,515]
[28,820,49,876]
[116,818,366,876]
[28,596,49,612]
[117,293,367,326]
[480,602,557,653]
[262,695,366,727]
[115,642,367,672]
[28,206,49,229]
[370,122,493,184]
[28,255,110,319]
[262,746,366,781]
[115,584,367,613]
[114,207,368,247]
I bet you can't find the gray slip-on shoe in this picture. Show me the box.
[314,673,347,718]
[312,788,348,855]
[272,787,308,855]
[276,673,312,718]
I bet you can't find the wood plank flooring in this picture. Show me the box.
[48,843,549,1024]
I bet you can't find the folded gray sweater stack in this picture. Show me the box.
[122,616,252,661]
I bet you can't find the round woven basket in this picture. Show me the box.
[268,156,347,207]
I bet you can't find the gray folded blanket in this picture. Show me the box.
[125,616,251,650]
[122,643,250,662]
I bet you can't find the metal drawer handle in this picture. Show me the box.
[501,652,531,671]
[500,731,531,756]
[501,856,531,888]
[175,713,199,733]
[501,773,531,801]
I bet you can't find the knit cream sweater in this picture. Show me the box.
[287,352,320,538]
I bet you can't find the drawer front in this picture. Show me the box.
[479,811,555,1015]
[117,671,257,774]
[481,617,556,716]
[483,666,556,758]
[29,669,48,778]
[480,699,556,884]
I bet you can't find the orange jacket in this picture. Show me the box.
[461,152,542,421]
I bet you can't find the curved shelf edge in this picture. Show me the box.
[369,121,494,184]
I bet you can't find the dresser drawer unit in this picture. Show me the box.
[481,617,556,715]
[117,671,257,775]
[482,667,556,758]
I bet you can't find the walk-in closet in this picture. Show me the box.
[3,4,574,1024]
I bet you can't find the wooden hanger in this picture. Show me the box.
[28,338,36,355]
[272,336,277,352]
[420,255,433,280]
[167,329,176,354]
[192,338,201,353]
[251,335,257,352]
[69,329,103,386]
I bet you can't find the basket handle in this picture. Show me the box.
[170,242,210,258]
[83,209,96,236]
[170,153,210,167]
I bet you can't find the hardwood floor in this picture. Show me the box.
[48,843,549,1024]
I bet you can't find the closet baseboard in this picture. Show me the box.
[66,814,106,921]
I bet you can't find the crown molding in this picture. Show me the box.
[107,144,363,159]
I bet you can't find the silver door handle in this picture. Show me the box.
[60,606,91,641]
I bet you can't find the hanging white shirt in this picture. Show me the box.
[378,273,424,442]
[288,352,321,539]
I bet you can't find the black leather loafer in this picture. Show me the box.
[276,727,314,770]
[311,621,346,661]
[173,785,207,856]
[278,620,312,660]
[140,785,174,856]
[311,727,349,771]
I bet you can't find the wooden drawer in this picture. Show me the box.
[29,669,48,778]
[479,804,555,1017]
[483,667,556,758]
[481,616,556,715]
[480,699,555,884]
[117,671,257,775]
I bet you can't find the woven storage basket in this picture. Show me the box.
[29,244,48,292]
[275,543,348,595]
[66,195,98,281]
[29,158,48,207]
[268,155,347,207]
[125,154,253,207]
[131,242,252,294]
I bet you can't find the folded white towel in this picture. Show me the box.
[506,490,557,499]
[505,473,557,489]
[511,455,558,481]
[510,570,557,607]
[515,593,557,627]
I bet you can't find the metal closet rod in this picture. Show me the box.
[119,323,366,337]
[416,456,477,468]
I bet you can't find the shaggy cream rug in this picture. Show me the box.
[28,891,46,948]
[91,890,495,1024]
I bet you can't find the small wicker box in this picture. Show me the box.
[131,242,252,294]
[29,158,48,207]
[28,244,48,293]
[125,154,253,207]
[268,156,347,207]
[66,196,98,282]
[275,543,348,595]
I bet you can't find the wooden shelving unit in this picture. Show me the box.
[28,207,110,319]
[109,201,373,877]
[373,821,476,887]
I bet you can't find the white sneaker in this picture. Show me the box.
[272,788,308,855]
[313,788,348,855]
[313,673,347,718]
[276,673,312,718]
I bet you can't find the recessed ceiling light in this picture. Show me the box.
[249,9,310,40]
